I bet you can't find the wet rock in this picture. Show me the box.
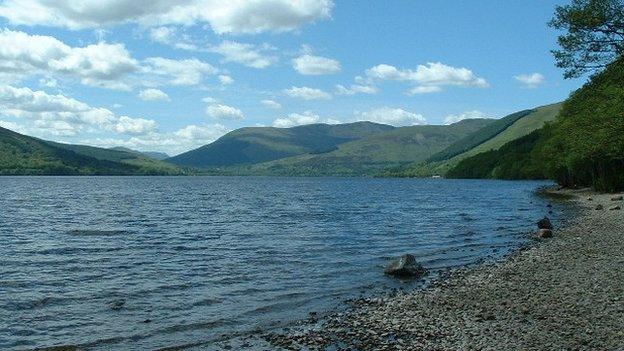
[537,217,553,230]
[596,204,604,210]
[611,196,623,201]
[535,229,553,239]
[609,206,621,211]
[385,254,428,278]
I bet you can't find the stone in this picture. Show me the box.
[610,206,621,211]
[596,204,604,210]
[535,229,553,239]
[537,217,553,230]
[611,196,623,201]
[385,254,429,278]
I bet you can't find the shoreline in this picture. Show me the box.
[241,188,624,350]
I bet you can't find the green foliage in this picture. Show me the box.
[167,122,395,167]
[0,127,183,175]
[549,0,624,78]
[447,57,624,192]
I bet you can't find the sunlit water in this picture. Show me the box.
[0,177,566,350]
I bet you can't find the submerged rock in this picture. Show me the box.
[385,254,428,278]
[610,205,621,211]
[596,204,604,210]
[611,196,623,201]
[535,229,553,239]
[537,217,553,230]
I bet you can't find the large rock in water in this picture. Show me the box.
[384,254,428,278]
[537,217,553,230]
[535,229,553,239]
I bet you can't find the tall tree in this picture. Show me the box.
[549,0,624,78]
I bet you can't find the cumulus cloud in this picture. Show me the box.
[0,85,157,136]
[0,0,334,34]
[261,99,282,109]
[365,62,488,94]
[335,84,378,95]
[292,54,341,75]
[218,75,234,85]
[514,73,545,88]
[0,29,139,90]
[81,123,231,155]
[443,110,489,125]
[149,26,198,50]
[356,107,427,126]
[143,57,219,86]
[273,111,321,128]
[138,88,170,101]
[206,103,245,120]
[284,86,331,100]
[211,41,277,69]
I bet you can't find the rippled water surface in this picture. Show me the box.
[0,177,564,350]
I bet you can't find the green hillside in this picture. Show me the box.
[0,126,182,175]
[448,57,624,192]
[168,122,395,167]
[235,119,493,176]
[394,104,562,177]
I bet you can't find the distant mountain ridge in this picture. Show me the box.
[167,121,395,167]
[0,126,182,175]
[110,146,170,160]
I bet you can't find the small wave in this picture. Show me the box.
[67,229,130,236]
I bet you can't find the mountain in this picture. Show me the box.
[231,119,494,176]
[167,122,395,167]
[0,126,182,175]
[110,146,170,160]
[447,56,624,192]
[393,103,562,177]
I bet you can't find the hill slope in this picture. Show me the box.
[447,57,624,192]
[110,146,169,160]
[0,127,182,175]
[394,103,562,177]
[238,119,494,176]
[168,122,395,168]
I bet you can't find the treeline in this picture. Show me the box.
[447,57,624,192]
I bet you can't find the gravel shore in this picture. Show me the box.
[258,189,624,350]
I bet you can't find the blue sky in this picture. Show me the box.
[0,0,585,155]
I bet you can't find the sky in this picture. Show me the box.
[0,0,586,156]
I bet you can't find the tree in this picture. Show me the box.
[549,0,624,78]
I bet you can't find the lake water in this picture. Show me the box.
[0,177,564,350]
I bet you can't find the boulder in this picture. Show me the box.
[535,229,553,239]
[385,254,428,278]
[596,204,604,210]
[611,196,623,201]
[537,217,553,230]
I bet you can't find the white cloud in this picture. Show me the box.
[143,57,218,86]
[149,26,198,50]
[218,75,234,85]
[443,110,489,125]
[138,88,170,101]
[0,29,139,90]
[211,41,277,69]
[284,86,331,100]
[356,107,427,126]
[81,123,230,155]
[292,54,341,75]
[261,99,282,109]
[0,0,334,34]
[273,111,320,128]
[406,86,442,95]
[514,73,545,88]
[335,84,378,95]
[365,62,488,93]
[206,103,245,120]
[0,85,157,136]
